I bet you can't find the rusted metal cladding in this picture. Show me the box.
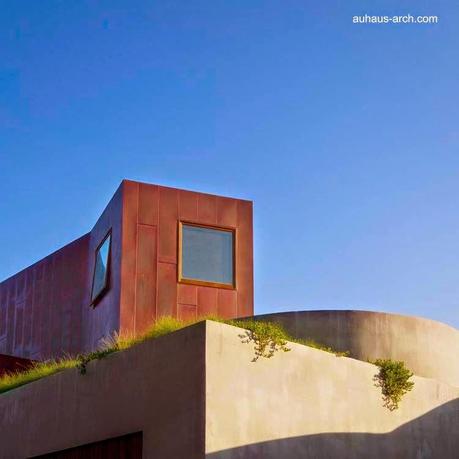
[0,235,90,360]
[0,185,124,360]
[0,180,254,361]
[0,354,34,377]
[119,181,254,337]
[80,183,123,353]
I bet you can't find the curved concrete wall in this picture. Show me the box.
[1,321,457,458]
[253,310,459,387]
[207,322,459,459]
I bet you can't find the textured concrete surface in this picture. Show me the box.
[0,321,457,458]
[206,321,459,459]
[251,310,459,387]
[0,323,206,459]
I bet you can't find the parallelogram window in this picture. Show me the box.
[91,232,112,305]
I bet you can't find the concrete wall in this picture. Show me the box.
[0,321,457,458]
[206,321,459,459]
[252,310,459,387]
[0,323,206,459]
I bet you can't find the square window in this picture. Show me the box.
[91,232,112,304]
[179,223,235,288]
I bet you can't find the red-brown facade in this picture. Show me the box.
[0,180,253,362]
[0,354,34,377]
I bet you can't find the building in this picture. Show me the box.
[0,180,254,365]
[0,180,458,458]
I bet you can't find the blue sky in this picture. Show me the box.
[1,1,458,328]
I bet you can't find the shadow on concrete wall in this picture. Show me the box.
[207,397,459,459]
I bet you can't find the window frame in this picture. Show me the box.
[178,221,236,290]
[90,230,112,307]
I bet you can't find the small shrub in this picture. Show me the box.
[373,358,414,411]
[76,348,117,375]
[228,319,291,361]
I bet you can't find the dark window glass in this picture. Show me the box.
[181,224,234,286]
[91,233,111,303]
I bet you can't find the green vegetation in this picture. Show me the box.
[0,358,78,395]
[229,319,291,361]
[293,337,350,357]
[75,317,189,374]
[0,316,347,395]
[223,318,348,358]
[0,317,192,394]
[373,358,415,411]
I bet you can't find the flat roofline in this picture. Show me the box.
[0,233,90,285]
[122,179,253,204]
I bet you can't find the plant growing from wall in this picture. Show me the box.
[229,319,291,361]
[373,358,414,411]
[76,348,117,375]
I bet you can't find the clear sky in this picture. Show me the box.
[1,1,458,328]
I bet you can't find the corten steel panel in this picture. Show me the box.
[135,225,157,335]
[178,284,197,306]
[178,303,198,322]
[217,289,237,318]
[158,186,179,264]
[0,235,89,361]
[50,251,64,357]
[197,287,218,317]
[235,200,254,318]
[119,181,139,338]
[179,189,198,221]
[22,270,33,358]
[81,183,124,353]
[216,196,238,227]
[138,182,159,226]
[197,193,217,225]
[157,262,178,318]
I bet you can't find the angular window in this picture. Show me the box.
[91,232,112,304]
[179,223,235,288]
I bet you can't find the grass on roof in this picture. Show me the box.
[0,358,79,395]
[0,316,348,395]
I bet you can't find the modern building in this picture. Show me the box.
[0,180,253,365]
[0,180,458,458]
